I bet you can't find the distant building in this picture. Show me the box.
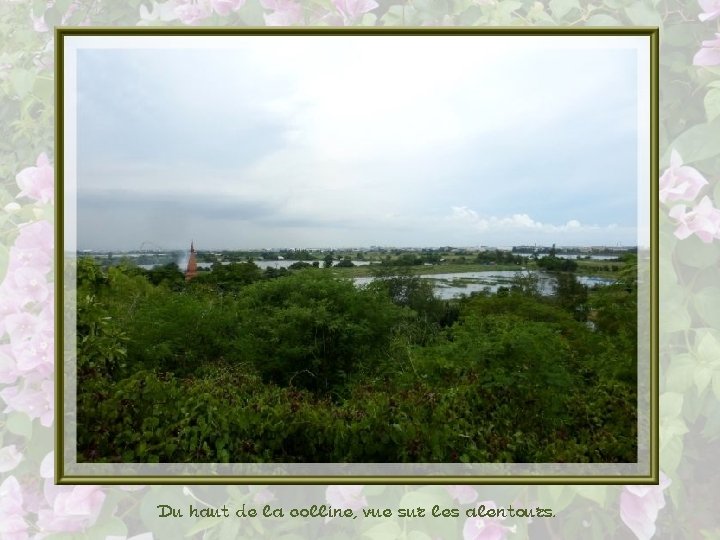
[185,241,198,281]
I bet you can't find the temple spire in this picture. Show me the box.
[185,240,198,281]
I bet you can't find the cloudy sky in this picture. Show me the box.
[74,36,645,250]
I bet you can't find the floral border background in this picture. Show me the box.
[1,0,719,538]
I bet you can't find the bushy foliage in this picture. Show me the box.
[192,261,262,292]
[537,256,578,272]
[76,258,637,464]
[233,270,404,392]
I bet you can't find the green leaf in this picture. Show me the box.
[495,0,523,18]
[664,117,720,166]
[539,485,575,512]
[659,255,677,287]
[660,281,690,334]
[695,329,720,364]
[6,412,33,439]
[43,5,62,28]
[414,0,450,19]
[675,234,720,268]
[665,354,695,393]
[574,485,607,506]
[32,0,46,16]
[585,14,620,26]
[185,517,224,537]
[55,0,73,15]
[88,517,128,539]
[139,488,190,540]
[459,5,484,24]
[363,521,403,539]
[659,425,684,473]
[682,387,705,423]
[624,1,663,27]
[693,365,713,394]
[238,0,265,26]
[407,532,433,540]
[704,88,720,122]
[549,0,580,19]
[363,485,387,497]
[33,77,54,103]
[694,287,720,328]
[9,69,36,99]
[660,392,684,419]
[662,23,702,47]
[713,370,720,401]
[398,487,445,511]
[701,398,720,439]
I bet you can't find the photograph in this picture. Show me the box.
[62,31,651,472]
[6,0,720,534]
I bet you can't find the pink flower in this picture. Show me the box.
[0,377,54,427]
[325,485,368,511]
[699,0,720,21]
[61,1,80,24]
[118,485,147,492]
[253,488,275,504]
[16,153,53,204]
[669,196,720,243]
[659,150,708,204]
[0,445,23,473]
[139,0,181,22]
[4,312,45,343]
[0,344,22,385]
[620,472,671,540]
[463,502,515,540]
[10,266,50,305]
[0,476,28,540]
[261,0,302,25]
[174,0,212,24]
[11,326,53,374]
[332,0,378,23]
[211,0,245,16]
[8,242,53,275]
[37,485,106,534]
[447,485,479,505]
[40,452,54,479]
[694,33,720,66]
[14,221,53,258]
[31,13,49,32]
[0,285,26,336]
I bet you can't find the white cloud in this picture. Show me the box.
[75,36,643,249]
[448,206,605,234]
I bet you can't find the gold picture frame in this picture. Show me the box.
[56,26,659,485]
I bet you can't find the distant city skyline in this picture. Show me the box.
[70,35,649,251]
[77,243,638,254]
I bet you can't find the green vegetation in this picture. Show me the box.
[76,256,637,464]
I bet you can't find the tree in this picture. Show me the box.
[289,261,313,270]
[323,254,334,268]
[537,256,577,272]
[510,271,540,297]
[193,262,262,292]
[234,271,403,393]
[367,266,455,341]
[146,262,184,289]
[554,272,589,320]
[335,257,355,268]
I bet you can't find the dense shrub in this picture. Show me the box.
[76,258,637,463]
[233,270,404,393]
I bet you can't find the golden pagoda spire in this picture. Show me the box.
[185,240,198,281]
